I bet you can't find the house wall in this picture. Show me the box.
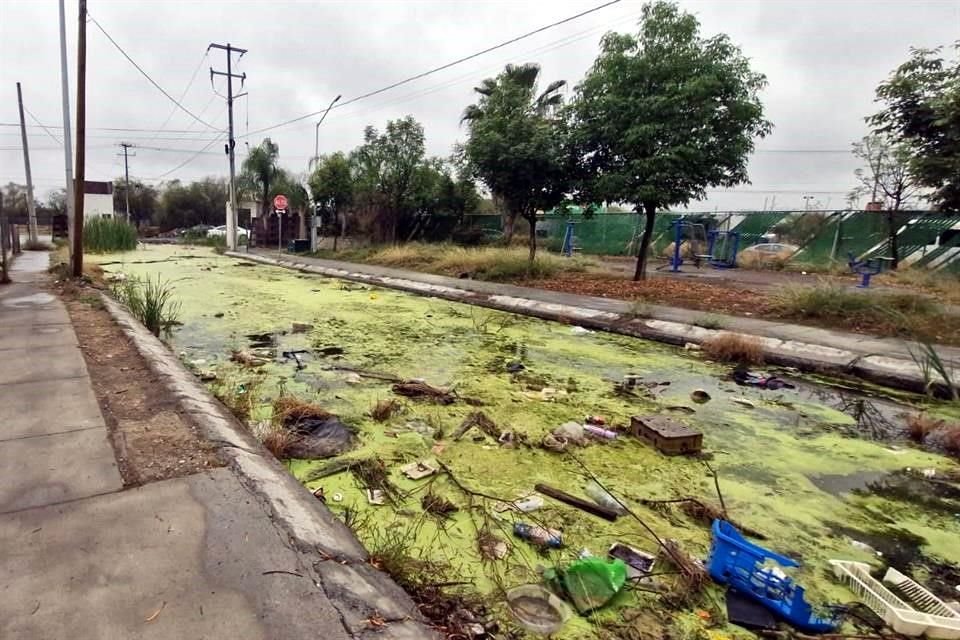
[84,193,114,219]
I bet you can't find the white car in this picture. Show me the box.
[207,225,248,238]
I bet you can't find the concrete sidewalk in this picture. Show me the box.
[0,251,429,640]
[241,248,960,367]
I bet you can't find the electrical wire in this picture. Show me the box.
[87,12,219,131]
[243,0,623,138]
[23,107,64,147]
[140,51,210,147]
[150,134,227,180]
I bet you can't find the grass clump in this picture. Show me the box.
[693,314,725,330]
[773,283,940,331]
[905,413,960,457]
[211,373,266,422]
[883,268,960,305]
[272,394,333,425]
[701,332,764,365]
[83,217,138,253]
[111,274,181,336]
[251,421,302,459]
[369,398,402,422]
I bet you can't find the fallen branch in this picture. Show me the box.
[393,381,456,404]
[322,365,402,383]
[452,411,501,441]
[534,483,620,522]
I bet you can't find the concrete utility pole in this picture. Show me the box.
[118,142,135,221]
[58,0,75,258]
[209,42,247,251]
[72,0,87,278]
[15,82,39,244]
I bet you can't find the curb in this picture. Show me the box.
[99,293,438,640]
[226,251,954,397]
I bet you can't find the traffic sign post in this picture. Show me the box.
[273,194,288,211]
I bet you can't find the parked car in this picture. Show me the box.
[206,225,248,239]
[740,242,798,257]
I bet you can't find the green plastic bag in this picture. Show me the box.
[561,558,628,614]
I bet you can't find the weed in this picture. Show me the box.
[83,217,138,253]
[272,394,333,424]
[906,413,945,442]
[774,283,941,333]
[111,274,181,336]
[907,340,959,401]
[624,300,652,319]
[252,421,302,459]
[701,333,764,365]
[884,268,960,305]
[469,308,516,334]
[693,314,725,330]
[77,293,104,309]
[370,398,402,422]
[211,372,266,422]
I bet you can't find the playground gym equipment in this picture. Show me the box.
[667,219,741,272]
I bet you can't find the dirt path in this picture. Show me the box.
[62,287,222,485]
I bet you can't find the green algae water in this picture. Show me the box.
[96,245,960,638]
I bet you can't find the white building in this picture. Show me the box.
[83,181,114,218]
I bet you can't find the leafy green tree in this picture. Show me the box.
[570,1,772,279]
[309,152,354,248]
[869,44,960,211]
[462,63,569,260]
[156,178,228,230]
[112,178,158,226]
[46,188,67,215]
[352,116,427,243]
[437,171,481,223]
[240,138,281,219]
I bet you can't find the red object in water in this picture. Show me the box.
[585,415,606,425]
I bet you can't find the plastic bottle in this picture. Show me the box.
[584,480,627,515]
[583,424,618,440]
[514,523,563,548]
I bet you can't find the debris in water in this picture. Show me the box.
[369,398,402,422]
[231,349,269,367]
[282,349,308,370]
[545,557,627,614]
[733,369,796,390]
[316,345,345,357]
[552,421,587,446]
[691,389,711,404]
[291,322,314,333]
[401,460,438,480]
[665,405,696,414]
[452,411,501,441]
[731,397,756,408]
[367,489,386,505]
[609,543,656,580]
[478,529,509,560]
[632,415,703,455]
[540,433,568,453]
[583,424,618,440]
[584,480,627,515]
[535,483,620,522]
[506,584,570,635]
[570,326,592,335]
[421,492,459,518]
[513,523,563,548]
[505,360,525,373]
[494,494,544,514]
[392,380,457,404]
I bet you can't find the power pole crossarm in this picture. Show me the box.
[209,42,247,251]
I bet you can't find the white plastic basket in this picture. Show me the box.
[830,560,960,639]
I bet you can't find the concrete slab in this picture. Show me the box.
[0,305,72,326]
[0,469,353,640]
[0,427,122,513]
[0,377,105,439]
[0,344,89,385]
[0,321,78,351]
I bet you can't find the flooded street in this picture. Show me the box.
[96,245,960,638]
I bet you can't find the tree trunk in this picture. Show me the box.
[633,202,657,281]
[887,206,900,270]
[526,212,537,262]
[332,209,338,251]
[502,212,516,245]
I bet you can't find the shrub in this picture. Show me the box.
[701,332,764,365]
[693,314,725,330]
[112,275,181,336]
[773,283,940,332]
[83,217,138,253]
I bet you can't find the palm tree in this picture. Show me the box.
[240,138,280,219]
[461,63,566,251]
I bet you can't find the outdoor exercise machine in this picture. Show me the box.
[668,219,711,272]
[561,220,578,257]
[847,251,893,288]
[706,230,741,269]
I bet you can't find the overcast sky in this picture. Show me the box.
[2,0,958,211]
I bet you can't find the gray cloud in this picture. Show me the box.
[1,0,958,210]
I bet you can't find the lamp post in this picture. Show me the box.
[312,94,341,168]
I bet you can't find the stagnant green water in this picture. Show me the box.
[96,245,960,638]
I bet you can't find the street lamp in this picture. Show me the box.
[312,94,341,168]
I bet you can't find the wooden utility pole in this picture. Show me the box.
[72,0,86,277]
[0,191,9,284]
[209,42,247,251]
[15,82,39,244]
[119,142,135,221]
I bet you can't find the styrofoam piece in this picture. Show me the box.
[830,560,960,639]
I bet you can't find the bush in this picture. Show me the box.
[84,217,138,253]
[111,275,181,336]
[773,283,940,329]
[701,333,764,365]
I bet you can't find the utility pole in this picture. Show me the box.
[209,42,246,251]
[58,0,75,258]
[15,82,39,244]
[72,0,86,278]
[312,94,341,167]
[118,143,135,221]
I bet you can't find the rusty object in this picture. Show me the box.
[534,483,619,522]
[632,415,703,455]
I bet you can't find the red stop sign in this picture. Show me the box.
[273,194,289,210]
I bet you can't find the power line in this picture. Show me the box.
[244,0,623,138]
[140,51,210,147]
[87,12,220,131]
[150,134,226,179]
[23,107,63,147]
[0,122,221,134]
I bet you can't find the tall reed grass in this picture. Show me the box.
[84,217,138,253]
